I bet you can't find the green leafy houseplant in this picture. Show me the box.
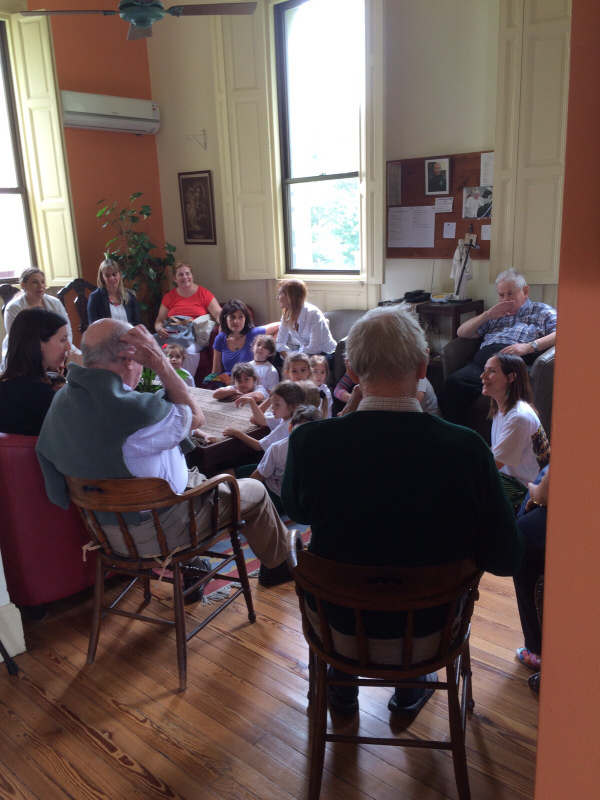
[136,367,189,393]
[96,192,176,327]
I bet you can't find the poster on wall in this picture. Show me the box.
[178,170,217,244]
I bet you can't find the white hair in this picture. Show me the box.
[82,320,132,367]
[495,270,527,289]
[345,305,428,383]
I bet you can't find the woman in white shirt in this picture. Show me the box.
[481,353,550,511]
[275,279,336,360]
[1,267,81,369]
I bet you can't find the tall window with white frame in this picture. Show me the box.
[0,21,36,282]
[274,0,364,275]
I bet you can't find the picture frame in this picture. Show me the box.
[178,170,217,244]
[425,157,450,196]
[462,186,493,219]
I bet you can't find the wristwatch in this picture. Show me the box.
[530,340,539,353]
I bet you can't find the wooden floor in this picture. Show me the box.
[0,572,538,800]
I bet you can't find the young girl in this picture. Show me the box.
[249,404,324,514]
[223,380,305,453]
[309,355,333,417]
[294,380,329,420]
[213,362,267,403]
[252,351,312,423]
[165,343,195,387]
[283,351,312,382]
[251,334,280,392]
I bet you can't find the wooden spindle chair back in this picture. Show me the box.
[66,474,255,691]
[286,531,483,800]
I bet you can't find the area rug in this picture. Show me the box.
[202,519,311,603]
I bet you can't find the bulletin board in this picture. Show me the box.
[386,150,492,259]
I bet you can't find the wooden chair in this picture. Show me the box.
[57,278,96,335]
[286,531,483,800]
[66,473,256,692]
[0,284,19,317]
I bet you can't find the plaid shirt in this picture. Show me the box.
[478,298,557,347]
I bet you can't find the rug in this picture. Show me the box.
[202,519,311,603]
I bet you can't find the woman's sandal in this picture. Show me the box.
[516,647,541,672]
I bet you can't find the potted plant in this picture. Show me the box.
[96,192,176,327]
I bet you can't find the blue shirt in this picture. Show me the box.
[477,298,556,347]
[213,326,266,374]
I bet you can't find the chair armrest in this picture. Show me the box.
[180,472,242,520]
[441,337,481,380]
[529,347,555,438]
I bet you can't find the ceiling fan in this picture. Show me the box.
[22,1,257,41]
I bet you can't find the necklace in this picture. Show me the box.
[228,334,245,350]
[109,298,121,306]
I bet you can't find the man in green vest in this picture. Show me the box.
[37,319,292,590]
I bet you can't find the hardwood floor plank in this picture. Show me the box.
[0,573,537,800]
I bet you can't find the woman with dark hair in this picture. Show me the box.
[275,278,336,360]
[481,353,550,511]
[211,299,279,377]
[0,308,71,435]
[153,260,222,376]
[1,267,80,368]
[87,258,141,325]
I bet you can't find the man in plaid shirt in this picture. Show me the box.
[442,270,556,426]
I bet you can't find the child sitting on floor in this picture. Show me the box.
[247,404,323,515]
[223,380,304,453]
[309,355,333,417]
[165,343,195,387]
[294,379,329,420]
[250,334,280,393]
[213,362,268,404]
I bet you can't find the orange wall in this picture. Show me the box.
[535,0,600,795]
[31,1,165,290]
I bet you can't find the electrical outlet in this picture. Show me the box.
[464,233,478,246]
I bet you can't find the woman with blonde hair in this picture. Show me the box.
[275,278,336,360]
[1,267,80,369]
[87,258,141,326]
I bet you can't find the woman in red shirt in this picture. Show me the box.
[154,261,221,376]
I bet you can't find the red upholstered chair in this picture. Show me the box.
[0,433,95,608]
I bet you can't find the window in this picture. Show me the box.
[0,20,36,281]
[274,0,364,274]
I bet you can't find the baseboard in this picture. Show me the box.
[0,602,25,660]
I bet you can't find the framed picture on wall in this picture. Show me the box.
[178,170,217,244]
[424,157,450,195]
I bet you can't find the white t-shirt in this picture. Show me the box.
[491,401,542,485]
[314,382,333,417]
[417,377,440,415]
[259,417,290,451]
[257,437,289,496]
[252,360,280,392]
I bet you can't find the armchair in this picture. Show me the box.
[441,338,555,442]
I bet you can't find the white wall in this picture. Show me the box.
[147,17,275,325]
[382,0,500,317]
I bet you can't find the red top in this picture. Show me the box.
[161,285,215,318]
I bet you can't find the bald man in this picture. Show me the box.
[36,319,292,590]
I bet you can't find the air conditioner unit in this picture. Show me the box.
[61,91,160,135]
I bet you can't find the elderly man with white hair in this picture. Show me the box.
[36,319,292,594]
[442,269,557,426]
[282,304,523,718]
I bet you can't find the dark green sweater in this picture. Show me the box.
[282,411,524,636]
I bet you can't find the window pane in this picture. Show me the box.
[0,37,18,187]
[0,194,33,279]
[288,177,359,271]
[283,0,364,178]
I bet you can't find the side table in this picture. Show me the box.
[417,299,484,340]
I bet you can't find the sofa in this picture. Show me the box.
[0,433,95,608]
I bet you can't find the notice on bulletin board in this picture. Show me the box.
[388,206,435,248]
